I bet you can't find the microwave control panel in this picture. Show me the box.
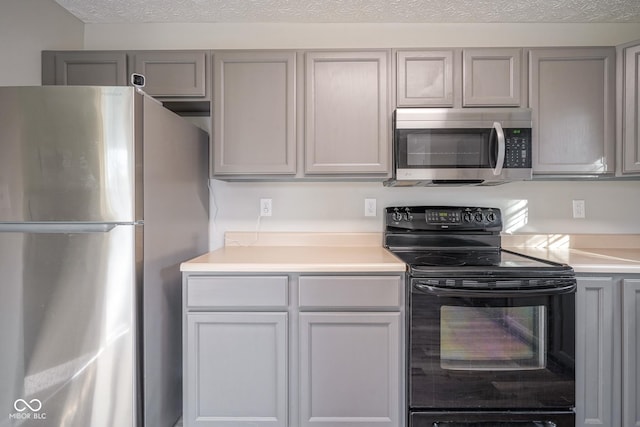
[504,128,532,168]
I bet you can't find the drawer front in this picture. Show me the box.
[299,276,402,310]
[187,276,288,309]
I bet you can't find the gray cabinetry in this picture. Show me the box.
[576,276,620,427]
[462,48,524,107]
[396,49,456,107]
[42,50,210,114]
[183,276,289,427]
[304,50,391,175]
[529,48,615,175]
[396,48,525,108]
[42,50,128,86]
[130,50,208,99]
[617,41,640,175]
[297,275,403,427]
[576,275,640,427]
[622,279,640,427]
[211,51,297,176]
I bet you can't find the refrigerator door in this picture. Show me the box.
[0,224,138,427]
[0,86,138,223]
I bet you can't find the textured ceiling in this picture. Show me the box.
[54,0,640,24]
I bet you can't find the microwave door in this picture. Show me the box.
[490,122,506,176]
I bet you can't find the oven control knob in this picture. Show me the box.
[392,211,403,222]
[403,208,413,221]
[462,212,473,223]
[486,212,497,223]
[474,212,484,223]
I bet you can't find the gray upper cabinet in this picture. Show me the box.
[463,48,524,107]
[618,41,640,176]
[130,50,208,98]
[304,50,391,175]
[529,47,616,175]
[396,50,456,107]
[211,51,297,176]
[42,50,128,86]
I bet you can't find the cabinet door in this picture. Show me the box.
[185,312,288,427]
[212,51,297,175]
[299,312,401,427]
[621,43,640,175]
[131,51,208,98]
[622,279,640,427]
[463,48,523,106]
[576,277,620,427]
[530,48,615,175]
[397,50,455,107]
[305,51,390,175]
[44,51,128,86]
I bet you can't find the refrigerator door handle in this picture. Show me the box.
[0,223,118,233]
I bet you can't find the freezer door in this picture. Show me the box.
[0,224,137,427]
[0,86,138,222]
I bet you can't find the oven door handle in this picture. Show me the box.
[413,282,576,297]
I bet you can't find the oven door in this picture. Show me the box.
[409,278,575,410]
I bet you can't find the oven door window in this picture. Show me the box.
[440,305,545,371]
[397,129,492,168]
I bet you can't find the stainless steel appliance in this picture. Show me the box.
[0,86,209,427]
[384,206,576,427]
[386,108,532,186]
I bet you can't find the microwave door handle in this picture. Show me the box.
[492,121,506,176]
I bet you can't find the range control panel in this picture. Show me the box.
[385,206,502,232]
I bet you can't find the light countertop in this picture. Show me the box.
[181,232,640,275]
[181,232,406,273]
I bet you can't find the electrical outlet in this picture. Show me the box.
[260,198,272,217]
[572,199,585,219]
[364,198,377,217]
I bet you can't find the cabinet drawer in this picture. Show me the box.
[187,276,288,309]
[298,276,402,310]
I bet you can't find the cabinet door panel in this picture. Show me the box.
[186,312,287,427]
[305,51,390,174]
[576,277,619,427]
[463,48,522,106]
[397,50,454,107]
[530,48,615,174]
[299,312,400,427]
[623,279,640,427]
[622,44,640,174]
[132,51,207,97]
[53,51,128,86]
[213,51,296,175]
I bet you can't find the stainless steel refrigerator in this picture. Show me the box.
[0,86,209,427]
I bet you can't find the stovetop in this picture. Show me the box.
[383,205,576,280]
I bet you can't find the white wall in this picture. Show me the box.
[0,0,83,85]
[81,22,640,248]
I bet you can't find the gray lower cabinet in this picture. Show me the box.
[576,275,640,427]
[297,275,403,427]
[183,275,289,427]
[529,47,616,175]
[185,312,288,427]
[183,273,404,427]
[622,279,640,427]
[304,50,391,175]
[211,51,297,175]
[618,40,640,176]
[298,312,400,427]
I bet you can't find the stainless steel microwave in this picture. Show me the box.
[387,108,533,186]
